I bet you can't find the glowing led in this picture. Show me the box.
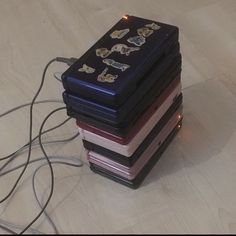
[178,124,181,129]
[178,114,182,119]
[122,15,128,20]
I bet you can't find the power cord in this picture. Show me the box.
[0,99,63,119]
[0,56,80,234]
[20,106,66,234]
[0,141,82,178]
[32,159,83,234]
[0,157,83,234]
[0,58,57,204]
[0,57,77,202]
[52,56,77,82]
[0,219,43,235]
[0,116,71,163]
[56,57,78,66]
[53,72,63,83]
[0,129,82,234]
[0,117,74,234]
[0,157,83,235]
[0,132,81,175]
[0,224,16,234]
[1,121,82,234]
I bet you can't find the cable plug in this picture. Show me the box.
[56,57,78,66]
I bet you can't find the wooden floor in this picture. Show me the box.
[0,0,236,234]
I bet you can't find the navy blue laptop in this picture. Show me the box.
[62,15,179,108]
[63,47,181,126]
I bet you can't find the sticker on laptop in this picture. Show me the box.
[110,28,130,39]
[97,67,118,83]
[137,27,154,37]
[103,59,130,72]
[145,22,161,30]
[127,35,146,46]
[96,44,139,58]
[111,44,140,55]
[96,48,112,58]
[78,64,95,74]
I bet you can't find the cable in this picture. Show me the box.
[56,57,77,66]
[20,107,66,234]
[53,72,62,83]
[0,130,80,177]
[0,116,74,163]
[0,56,78,119]
[0,56,78,234]
[0,156,83,177]
[0,128,82,234]
[0,139,82,234]
[0,224,17,234]
[0,132,82,235]
[0,158,83,234]
[32,160,83,234]
[0,117,72,162]
[0,56,77,163]
[0,129,80,234]
[8,131,80,162]
[0,99,63,119]
[0,218,44,235]
[0,106,79,234]
[0,100,66,163]
[0,58,59,205]
[0,158,83,235]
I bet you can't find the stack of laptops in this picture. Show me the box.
[62,15,183,189]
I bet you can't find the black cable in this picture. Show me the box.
[0,99,66,164]
[0,58,58,205]
[0,56,78,234]
[0,117,72,162]
[32,160,83,234]
[0,136,81,177]
[0,99,63,119]
[20,107,66,234]
[0,158,83,235]
[0,143,82,235]
[0,122,78,235]
[0,115,78,234]
[0,117,74,176]
[0,131,81,234]
[56,57,77,66]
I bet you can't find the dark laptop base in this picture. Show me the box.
[83,94,182,167]
[90,120,182,189]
